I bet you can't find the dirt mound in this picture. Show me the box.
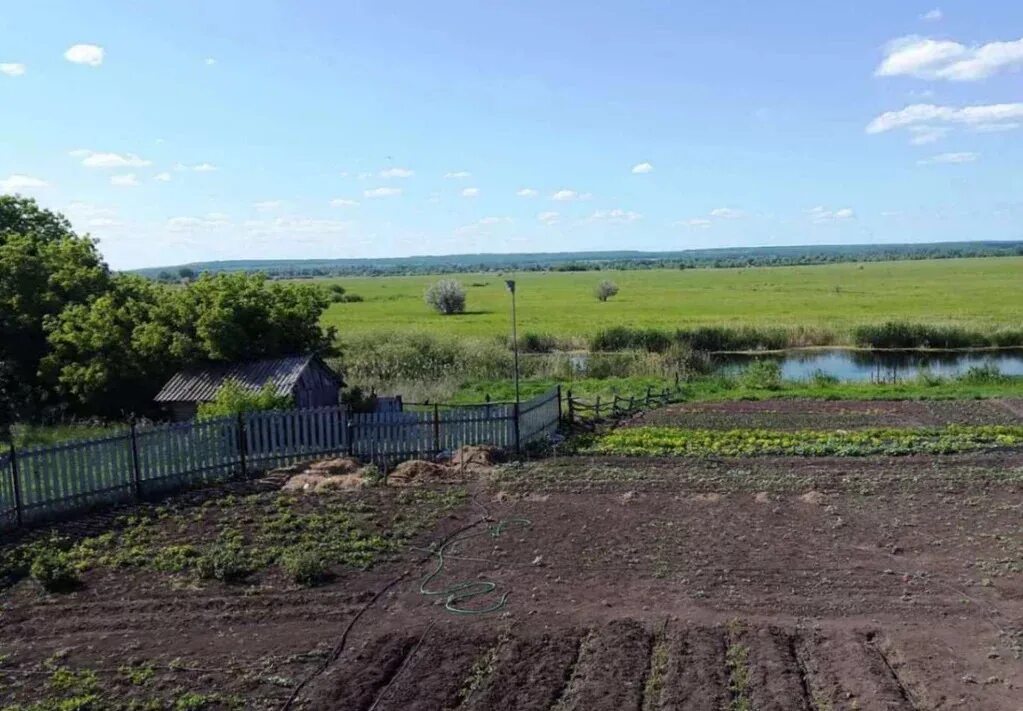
[282,463,372,493]
[306,457,362,475]
[388,459,454,485]
[450,444,503,470]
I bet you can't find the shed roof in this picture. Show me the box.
[154,355,341,403]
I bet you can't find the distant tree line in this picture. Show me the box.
[0,197,336,427]
[134,241,1023,280]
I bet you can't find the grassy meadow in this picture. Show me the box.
[318,257,1023,343]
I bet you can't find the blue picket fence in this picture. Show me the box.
[0,388,561,530]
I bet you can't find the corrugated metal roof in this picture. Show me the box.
[154,355,340,403]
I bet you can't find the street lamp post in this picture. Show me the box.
[505,279,521,406]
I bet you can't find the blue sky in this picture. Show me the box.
[1,1,1021,269]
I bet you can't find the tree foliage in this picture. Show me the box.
[424,279,466,315]
[196,380,294,419]
[595,280,620,302]
[0,196,337,420]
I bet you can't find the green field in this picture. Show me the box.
[319,257,1023,342]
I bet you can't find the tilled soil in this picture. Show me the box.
[3,448,1023,708]
[627,398,1023,430]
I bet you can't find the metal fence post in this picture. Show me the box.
[513,400,521,456]
[9,442,23,528]
[432,404,440,456]
[556,385,563,424]
[595,396,602,420]
[129,420,142,501]
[566,389,574,425]
[236,412,248,477]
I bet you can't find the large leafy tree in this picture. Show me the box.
[0,196,111,418]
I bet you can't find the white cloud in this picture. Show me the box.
[64,44,104,66]
[379,167,414,178]
[205,57,216,66]
[86,217,121,228]
[551,189,592,201]
[866,102,1023,134]
[908,125,948,145]
[192,162,218,172]
[972,122,1021,133]
[154,172,172,182]
[455,216,510,235]
[77,151,152,168]
[444,171,471,179]
[243,217,349,235]
[537,211,560,225]
[876,35,1023,81]
[461,187,480,198]
[252,200,284,212]
[516,188,539,198]
[168,214,230,231]
[330,198,360,207]
[918,151,978,164]
[631,162,654,174]
[110,174,139,187]
[709,207,744,219]
[364,187,401,198]
[588,209,642,223]
[807,206,855,223]
[681,218,712,228]
[1,174,48,191]
[921,8,943,22]
[1,63,26,77]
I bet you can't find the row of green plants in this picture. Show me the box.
[590,424,1023,457]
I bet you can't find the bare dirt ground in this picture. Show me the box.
[626,398,1023,430]
[3,421,1023,708]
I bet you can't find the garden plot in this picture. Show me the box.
[2,429,1023,708]
[628,398,1023,430]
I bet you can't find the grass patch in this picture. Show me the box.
[590,425,1023,457]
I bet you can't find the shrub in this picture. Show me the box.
[196,379,294,419]
[425,279,466,315]
[280,548,332,586]
[590,327,673,353]
[595,280,620,302]
[738,360,782,390]
[30,549,80,592]
[808,369,839,387]
[957,363,1008,384]
[518,332,559,353]
[195,541,253,583]
[853,322,994,349]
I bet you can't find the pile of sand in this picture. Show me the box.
[449,445,503,471]
[387,459,453,486]
[282,471,369,493]
[306,457,362,475]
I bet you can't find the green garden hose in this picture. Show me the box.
[419,517,532,615]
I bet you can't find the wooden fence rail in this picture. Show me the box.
[0,387,562,531]
[565,384,683,426]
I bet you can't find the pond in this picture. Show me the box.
[713,348,1023,382]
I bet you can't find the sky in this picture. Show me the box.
[1,1,1022,270]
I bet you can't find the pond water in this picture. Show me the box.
[713,349,1023,382]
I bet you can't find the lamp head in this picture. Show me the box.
[505,279,516,294]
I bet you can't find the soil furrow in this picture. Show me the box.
[742,627,812,711]
[462,632,581,711]
[556,620,651,711]
[868,635,920,711]
[798,630,916,710]
[659,626,730,711]
[305,632,418,711]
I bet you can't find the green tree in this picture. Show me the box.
[0,196,111,416]
[196,380,294,419]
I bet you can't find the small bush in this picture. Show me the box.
[518,332,559,353]
[915,368,946,387]
[425,279,467,315]
[590,327,673,353]
[197,379,294,419]
[808,369,839,387]
[195,542,253,583]
[595,280,620,302]
[280,548,332,586]
[30,549,80,593]
[738,360,783,390]
[957,363,1008,384]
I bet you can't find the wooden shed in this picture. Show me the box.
[154,355,343,421]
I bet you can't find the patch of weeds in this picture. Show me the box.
[119,661,156,686]
[725,621,752,711]
[279,548,332,586]
[48,667,99,695]
[173,692,217,710]
[30,549,80,593]
[150,544,201,574]
[458,640,501,704]
[642,629,670,711]
[195,537,254,584]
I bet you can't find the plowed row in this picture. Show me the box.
[308,620,918,711]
